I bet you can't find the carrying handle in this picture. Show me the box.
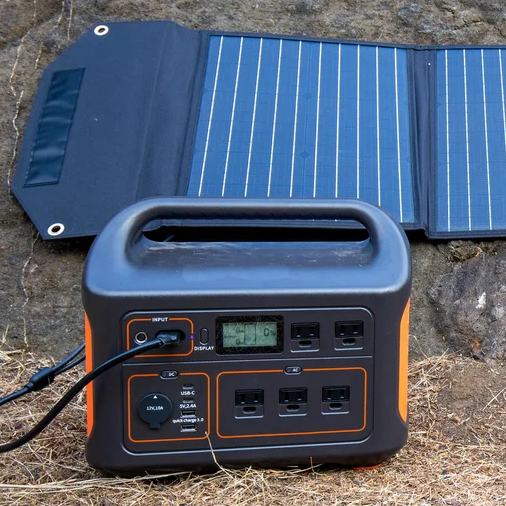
[94,197,407,263]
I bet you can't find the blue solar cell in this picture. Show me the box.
[487,50,506,230]
[436,48,506,234]
[188,35,415,225]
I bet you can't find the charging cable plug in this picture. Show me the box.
[156,331,183,347]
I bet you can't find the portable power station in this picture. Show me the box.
[82,198,411,473]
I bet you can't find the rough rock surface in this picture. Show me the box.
[429,241,506,360]
[2,0,506,359]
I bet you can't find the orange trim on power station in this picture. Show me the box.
[126,317,195,357]
[127,372,210,443]
[84,313,94,437]
[398,299,410,422]
[216,367,368,439]
[354,464,382,471]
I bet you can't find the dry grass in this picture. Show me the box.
[1,349,505,506]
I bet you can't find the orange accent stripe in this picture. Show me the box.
[84,314,94,437]
[354,464,382,471]
[127,372,211,443]
[216,368,368,439]
[126,317,195,357]
[398,299,410,422]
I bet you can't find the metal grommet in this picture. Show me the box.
[47,223,65,237]
[94,25,109,36]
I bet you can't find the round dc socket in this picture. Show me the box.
[134,331,148,345]
[138,393,172,429]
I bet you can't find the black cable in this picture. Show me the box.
[0,387,30,408]
[0,332,181,453]
[55,354,86,376]
[53,343,85,374]
[0,343,86,408]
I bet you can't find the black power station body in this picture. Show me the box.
[82,198,411,473]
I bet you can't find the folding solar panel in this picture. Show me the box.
[10,21,506,239]
[434,48,506,237]
[188,36,415,227]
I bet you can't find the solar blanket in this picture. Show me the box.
[12,21,506,239]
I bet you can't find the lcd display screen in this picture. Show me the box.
[216,316,283,354]
[222,322,277,348]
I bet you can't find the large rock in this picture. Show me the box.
[428,241,506,360]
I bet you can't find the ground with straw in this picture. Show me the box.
[1,348,505,505]
[2,1,506,505]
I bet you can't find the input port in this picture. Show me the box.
[134,331,148,345]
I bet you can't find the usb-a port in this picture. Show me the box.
[180,423,197,432]
[181,410,196,417]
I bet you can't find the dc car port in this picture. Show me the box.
[134,332,148,345]
[138,393,173,429]
[180,423,197,432]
